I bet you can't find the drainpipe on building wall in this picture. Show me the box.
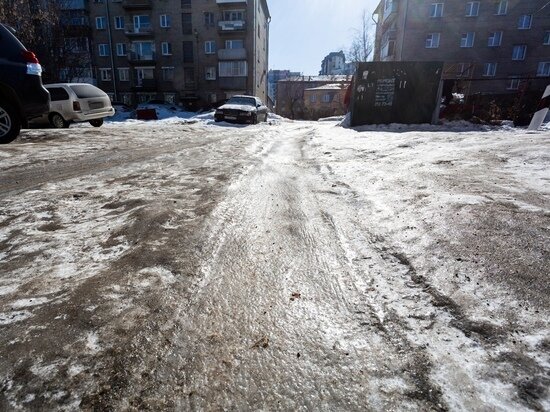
[266,14,271,100]
[252,0,257,96]
[399,0,409,61]
[104,0,117,101]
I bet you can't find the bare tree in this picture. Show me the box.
[347,10,374,64]
[0,0,92,83]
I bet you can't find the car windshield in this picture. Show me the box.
[226,97,256,107]
[68,85,106,99]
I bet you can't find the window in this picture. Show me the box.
[218,60,247,77]
[133,15,150,30]
[135,68,154,86]
[537,62,550,76]
[225,39,244,49]
[48,87,70,101]
[483,62,497,76]
[322,94,333,103]
[430,3,443,17]
[182,13,192,34]
[425,33,440,48]
[132,41,154,59]
[95,16,106,29]
[456,63,472,77]
[382,40,395,57]
[116,43,127,56]
[160,14,171,28]
[507,77,520,90]
[204,40,216,54]
[488,31,502,47]
[162,66,174,81]
[118,68,129,81]
[204,12,215,26]
[183,41,194,62]
[205,66,216,80]
[64,37,89,53]
[114,16,124,30]
[512,45,527,60]
[518,15,532,29]
[545,31,550,45]
[98,43,110,56]
[181,0,191,8]
[184,67,195,87]
[161,42,172,55]
[460,32,475,47]
[164,93,176,104]
[99,68,112,81]
[466,2,480,16]
[495,0,507,15]
[223,10,245,21]
[310,94,317,103]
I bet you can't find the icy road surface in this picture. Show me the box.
[0,120,548,411]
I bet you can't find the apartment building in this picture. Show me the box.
[88,0,270,108]
[319,51,355,76]
[373,0,550,95]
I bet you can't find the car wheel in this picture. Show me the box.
[0,100,21,144]
[89,119,104,127]
[50,113,69,129]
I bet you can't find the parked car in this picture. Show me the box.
[0,23,50,143]
[214,95,268,124]
[30,83,114,128]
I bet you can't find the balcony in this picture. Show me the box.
[132,78,157,91]
[125,24,154,37]
[383,1,397,22]
[217,48,247,60]
[128,52,156,63]
[382,29,397,44]
[218,20,246,32]
[122,0,152,10]
[219,77,247,90]
[216,0,247,3]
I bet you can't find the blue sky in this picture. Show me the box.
[268,0,380,75]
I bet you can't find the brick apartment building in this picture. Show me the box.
[373,0,550,96]
[87,0,270,108]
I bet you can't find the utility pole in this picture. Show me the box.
[104,0,117,101]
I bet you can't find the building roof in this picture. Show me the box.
[280,75,353,83]
[305,83,348,91]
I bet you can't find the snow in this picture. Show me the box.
[0,115,548,410]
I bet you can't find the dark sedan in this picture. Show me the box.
[214,95,268,124]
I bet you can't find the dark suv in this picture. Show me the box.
[0,23,50,144]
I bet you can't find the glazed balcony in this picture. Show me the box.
[218,20,246,32]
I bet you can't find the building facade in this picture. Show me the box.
[267,69,300,107]
[319,51,355,76]
[275,75,352,119]
[373,0,550,95]
[88,0,270,108]
[303,83,349,119]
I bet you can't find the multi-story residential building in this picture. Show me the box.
[58,0,94,84]
[373,0,550,96]
[319,51,355,76]
[88,0,270,108]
